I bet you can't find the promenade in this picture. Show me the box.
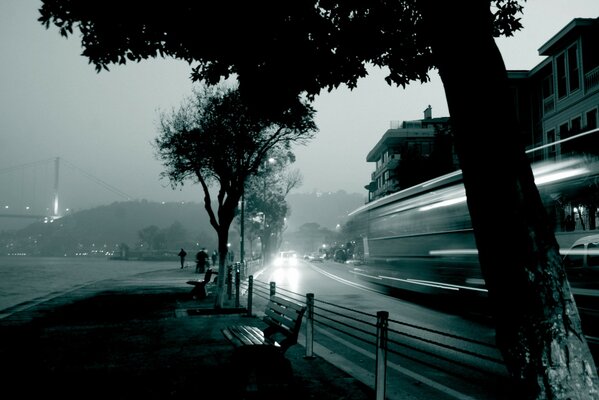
[0,268,374,400]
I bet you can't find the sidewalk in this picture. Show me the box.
[0,268,374,400]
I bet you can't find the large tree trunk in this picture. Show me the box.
[215,227,229,308]
[420,1,598,398]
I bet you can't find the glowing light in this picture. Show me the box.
[419,195,467,211]
[534,168,589,185]
[429,249,478,256]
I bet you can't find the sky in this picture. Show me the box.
[1,0,598,216]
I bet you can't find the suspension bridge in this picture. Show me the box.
[0,157,133,225]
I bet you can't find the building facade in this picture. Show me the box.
[365,18,599,204]
[509,17,599,162]
[365,106,457,202]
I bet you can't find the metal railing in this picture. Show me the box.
[231,271,507,399]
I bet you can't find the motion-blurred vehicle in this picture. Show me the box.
[343,131,599,353]
[274,251,298,267]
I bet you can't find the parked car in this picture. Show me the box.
[562,234,599,288]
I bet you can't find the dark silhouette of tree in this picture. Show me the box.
[38,1,598,395]
[240,151,302,263]
[137,225,161,250]
[154,85,316,307]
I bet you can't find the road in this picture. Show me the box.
[249,257,512,400]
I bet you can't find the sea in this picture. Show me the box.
[0,256,179,313]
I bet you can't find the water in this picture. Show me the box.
[0,256,179,312]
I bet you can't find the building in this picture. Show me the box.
[509,17,599,162]
[508,17,599,232]
[364,106,456,202]
[364,17,599,204]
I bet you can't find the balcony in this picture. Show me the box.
[372,180,400,199]
[585,66,599,92]
[371,154,400,180]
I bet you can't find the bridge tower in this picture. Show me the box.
[52,157,60,217]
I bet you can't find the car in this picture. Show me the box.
[562,234,599,270]
[562,234,599,289]
[306,252,325,262]
[274,251,299,267]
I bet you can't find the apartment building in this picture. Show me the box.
[364,106,456,202]
[365,17,599,203]
[509,17,599,162]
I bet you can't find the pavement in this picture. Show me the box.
[0,268,375,400]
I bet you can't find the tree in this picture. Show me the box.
[240,151,303,263]
[38,1,598,396]
[154,85,316,307]
[137,225,161,250]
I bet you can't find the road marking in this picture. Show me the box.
[309,263,378,292]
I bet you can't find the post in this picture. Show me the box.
[247,275,253,317]
[305,293,315,359]
[269,281,276,297]
[227,265,232,300]
[235,269,240,308]
[240,190,245,264]
[375,311,389,400]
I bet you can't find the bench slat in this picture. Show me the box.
[264,309,295,333]
[270,295,304,312]
[269,301,303,321]
[222,295,306,355]
[231,326,263,346]
[223,325,279,347]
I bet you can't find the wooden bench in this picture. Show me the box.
[222,295,306,354]
[222,295,307,392]
[186,268,217,299]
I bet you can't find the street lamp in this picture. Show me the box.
[240,188,245,264]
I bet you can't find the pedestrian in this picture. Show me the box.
[196,248,209,273]
[178,248,187,269]
[211,250,218,266]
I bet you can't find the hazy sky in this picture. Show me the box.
[1,0,598,214]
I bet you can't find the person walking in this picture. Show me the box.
[178,248,187,269]
[196,248,209,273]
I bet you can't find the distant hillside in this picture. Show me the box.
[3,200,218,256]
[285,190,366,232]
[0,191,366,256]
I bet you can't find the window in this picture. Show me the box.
[588,242,599,268]
[567,46,580,92]
[571,116,581,134]
[564,244,584,269]
[546,129,556,159]
[587,109,598,130]
[559,122,569,140]
[542,73,554,99]
[556,53,567,98]
[555,45,580,99]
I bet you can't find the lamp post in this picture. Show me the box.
[240,189,245,264]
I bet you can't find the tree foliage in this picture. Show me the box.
[38,0,599,396]
[38,0,522,112]
[154,84,316,307]
[241,150,303,262]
